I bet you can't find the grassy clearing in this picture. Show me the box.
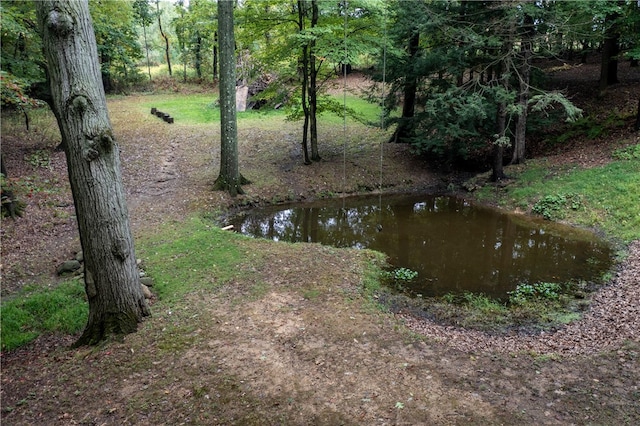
[475,144,640,243]
[0,280,87,351]
[139,92,382,126]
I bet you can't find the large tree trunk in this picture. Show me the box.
[511,13,534,165]
[214,0,246,196]
[36,0,149,346]
[635,98,640,131]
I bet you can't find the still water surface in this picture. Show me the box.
[232,194,613,299]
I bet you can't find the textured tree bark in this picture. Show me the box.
[215,0,247,195]
[635,98,640,131]
[36,0,149,346]
[511,13,534,165]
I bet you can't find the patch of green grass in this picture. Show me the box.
[142,93,221,124]
[1,280,88,351]
[141,93,383,128]
[482,155,640,242]
[137,216,252,302]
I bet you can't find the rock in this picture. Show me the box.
[75,251,84,262]
[57,260,81,275]
[140,276,154,287]
[141,284,152,299]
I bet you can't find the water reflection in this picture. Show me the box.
[232,195,613,299]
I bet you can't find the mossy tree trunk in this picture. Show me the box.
[36,0,150,347]
[215,0,247,195]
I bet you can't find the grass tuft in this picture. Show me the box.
[1,280,88,351]
[137,216,252,302]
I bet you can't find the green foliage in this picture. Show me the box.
[0,72,42,110]
[529,92,583,123]
[0,1,43,83]
[0,281,88,351]
[532,192,582,220]
[381,267,418,292]
[409,87,497,161]
[389,267,418,282]
[612,144,640,161]
[90,0,145,91]
[508,282,562,306]
[24,149,51,169]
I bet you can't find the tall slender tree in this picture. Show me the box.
[36,0,150,346]
[156,0,172,76]
[215,0,248,196]
[133,0,154,81]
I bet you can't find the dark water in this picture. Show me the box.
[231,194,613,299]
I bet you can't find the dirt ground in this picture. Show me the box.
[1,62,639,425]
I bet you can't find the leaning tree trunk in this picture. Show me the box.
[156,0,172,76]
[36,0,149,347]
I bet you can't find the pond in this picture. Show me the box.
[231,194,613,300]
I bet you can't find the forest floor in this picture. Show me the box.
[1,61,639,425]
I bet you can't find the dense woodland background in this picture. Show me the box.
[2,0,639,177]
